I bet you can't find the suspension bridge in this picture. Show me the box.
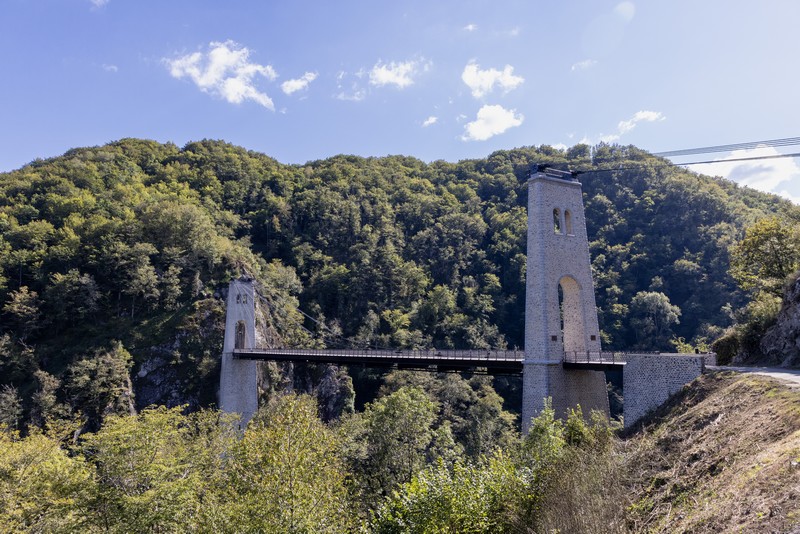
[220,167,714,431]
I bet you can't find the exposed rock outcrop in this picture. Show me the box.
[760,273,800,367]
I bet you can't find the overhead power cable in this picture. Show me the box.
[571,151,800,177]
[653,136,800,157]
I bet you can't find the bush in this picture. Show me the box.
[711,329,739,366]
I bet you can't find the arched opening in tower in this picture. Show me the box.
[235,320,247,349]
[558,276,586,354]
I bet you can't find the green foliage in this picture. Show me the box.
[0,385,22,431]
[0,399,353,532]
[379,371,518,460]
[354,386,439,504]
[2,286,41,340]
[83,408,233,532]
[65,341,134,426]
[712,216,799,364]
[228,394,353,532]
[371,453,530,533]
[629,291,682,350]
[0,429,94,532]
[711,329,739,365]
[372,399,620,533]
[730,216,800,297]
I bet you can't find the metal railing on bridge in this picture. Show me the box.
[562,351,628,365]
[231,347,525,374]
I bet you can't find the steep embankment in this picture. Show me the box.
[624,372,800,533]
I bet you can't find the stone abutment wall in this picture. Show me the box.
[623,353,707,428]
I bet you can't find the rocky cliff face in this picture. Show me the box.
[759,274,800,367]
[133,293,356,420]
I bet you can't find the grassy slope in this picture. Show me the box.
[624,372,800,532]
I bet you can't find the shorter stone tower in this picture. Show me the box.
[522,168,609,432]
[219,277,259,426]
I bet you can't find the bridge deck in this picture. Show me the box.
[231,348,632,374]
[232,348,525,374]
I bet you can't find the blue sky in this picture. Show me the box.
[2,0,799,202]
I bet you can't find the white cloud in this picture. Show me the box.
[597,110,665,142]
[102,64,118,73]
[422,116,438,127]
[777,190,800,205]
[281,71,318,95]
[165,40,277,110]
[552,143,568,151]
[571,59,597,71]
[461,104,524,141]
[690,146,800,203]
[462,61,524,99]
[369,59,427,88]
[464,23,478,32]
[90,0,108,7]
[618,110,664,134]
[614,1,636,22]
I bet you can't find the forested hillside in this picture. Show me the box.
[0,139,797,430]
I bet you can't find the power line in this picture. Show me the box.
[572,151,800,176]
[653,136,800,157]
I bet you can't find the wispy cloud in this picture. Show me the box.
[89,0,109,8]
[618,110,663,133]
[461,104,523,141]
[281,71,317,95]
[164,40,277,110]
[690,146,800,204]
[600,110,664,142]
[102,64,118,73]
[462,61,524,99]
[571,59,597,71]
[422,116,438,127]
[464,23,478,32]
[335,70,367,101]
[335,90,366,102]
[369,59,429,88]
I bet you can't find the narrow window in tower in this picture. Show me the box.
[564,210,573,235]
[553,208,562,234]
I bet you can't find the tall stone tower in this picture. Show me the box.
[521,168,609,432]
[219,277,259,426]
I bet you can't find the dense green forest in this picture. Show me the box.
[1,138,798,431]
[1,139,800,531]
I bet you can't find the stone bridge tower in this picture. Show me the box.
[522,168,609,432]
[219,277,259,426]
